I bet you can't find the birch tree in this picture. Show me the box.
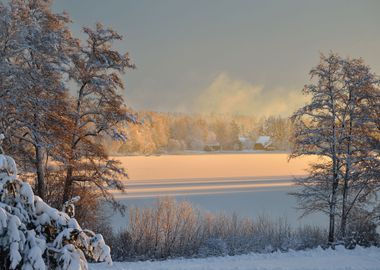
[291,53,344,245]
[291,53,380,245]
[338,58,380,239]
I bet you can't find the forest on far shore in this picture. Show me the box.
[107,112,292,155]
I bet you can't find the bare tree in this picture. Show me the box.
[290,53,380,245]
[291,53,344,245]
[60,23,136,209]
[338,57,380,239]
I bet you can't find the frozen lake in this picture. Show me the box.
[110,153,326,230]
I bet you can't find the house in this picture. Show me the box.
[254,136,273,150]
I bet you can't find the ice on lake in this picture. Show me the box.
[108,153,325,230]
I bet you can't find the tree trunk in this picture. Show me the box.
[62,83,85,205]
[340,89,353,241]
[340,184,348,239]
[328,74,339,247]
[340,143,351,240]
[35,145,45,200]
[62,166,73,205]
[328,176,338,246]
[340,156,350,240]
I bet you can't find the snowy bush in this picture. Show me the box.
[0,152,112,269]
[343,208,380,248]
[198,238,228,257]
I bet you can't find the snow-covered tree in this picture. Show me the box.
[290,53,380,245]
[337,57,380,239]
[0,135,112,269]
[0,0,75,200]
[0,0,137,224]
[291,53,344,245]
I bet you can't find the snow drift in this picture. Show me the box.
[90,245,380,270]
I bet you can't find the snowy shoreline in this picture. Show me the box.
[90,246,380,270]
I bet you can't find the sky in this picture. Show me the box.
[53,0,380,117]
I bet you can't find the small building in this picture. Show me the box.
[254,136,273,150]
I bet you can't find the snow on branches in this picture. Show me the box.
[0,139,112,269]
[290,53,380,245]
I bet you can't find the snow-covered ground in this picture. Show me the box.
[90,246,380,270]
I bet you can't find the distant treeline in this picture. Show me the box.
[106,112,292,155]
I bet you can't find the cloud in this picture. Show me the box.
[194,72,309,117]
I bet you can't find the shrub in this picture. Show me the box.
[0,154,112,269]
[108,197,327,261]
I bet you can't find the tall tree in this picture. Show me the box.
[61,23,135,208]
[338,58,380,239]
[0,0,74,200]
[290,53,380,245]
[291,53,346,245]
[0,1,137,222]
